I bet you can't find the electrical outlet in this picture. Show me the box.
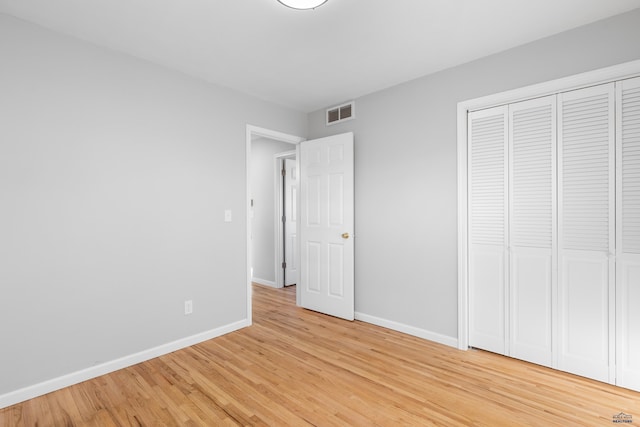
[184,300,193,315]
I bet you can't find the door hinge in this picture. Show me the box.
[282,262,287,269]
[282,215,286,223]
[282,167,286,176]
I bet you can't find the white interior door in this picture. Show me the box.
[468,106,509,355]
[616,76,640,391]
[508,95,556,368]
[557,83,615,383]
[284,158,298,286]
[299,132,354,320]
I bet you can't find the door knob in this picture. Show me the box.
[342,232,350,239]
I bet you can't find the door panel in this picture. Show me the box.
[328,243,344,297]
[508,96,556,367]
[616,76,640,390]
[469,245,507,354]
[510,249,552,366]
[558,83,615,383]
[617,256,640,390]
[558,251,610,381]
[329,174,344,225]
[468,106,509,355]
[284,158,298,286]
[300,132,354,320]
[307,175,321,226]
[306,241,321,292]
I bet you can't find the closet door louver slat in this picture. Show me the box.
[561,94,611,252]
[470,116,507,246]
[621,84,640,254]
[616,77,640,391]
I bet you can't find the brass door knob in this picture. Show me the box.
[342,232,350,239]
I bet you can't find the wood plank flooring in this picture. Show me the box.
[1,284,639,426]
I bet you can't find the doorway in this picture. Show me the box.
[276,153,298,288]
[246,125,304,324]
[246,126,356,323]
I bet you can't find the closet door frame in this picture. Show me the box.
[457,59,640,351]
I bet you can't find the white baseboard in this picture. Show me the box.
[0,319,249,409]
[251,277,278,288]
[355,312,458,349]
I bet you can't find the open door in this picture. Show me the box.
[283,158,298,286]
[299,132,354,320]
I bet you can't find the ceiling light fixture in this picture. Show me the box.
[277,0,327,10]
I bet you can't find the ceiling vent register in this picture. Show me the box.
[326,102,355,126]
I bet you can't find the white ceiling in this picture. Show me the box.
[1,0,639,112]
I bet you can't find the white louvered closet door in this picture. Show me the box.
[508,96,556,368]
[558,83,615,383]
[616,76,640,391]
[468,106,509,355]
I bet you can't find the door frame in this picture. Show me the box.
[246,125,305,325]
[274,150,297,289]
[456,60,640,351]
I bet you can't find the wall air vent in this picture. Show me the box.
[326,101,355,126]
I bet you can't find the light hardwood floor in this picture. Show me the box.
[1,284,639,426]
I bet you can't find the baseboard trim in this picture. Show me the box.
[355,312,458,349]
[0,319,249,409]
[251,278,278,288]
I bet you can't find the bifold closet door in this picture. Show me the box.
[508,96,556,368]
[616,76,640,391]
[468,106,508,355]
[558,83,615,383]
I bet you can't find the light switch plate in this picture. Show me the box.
[224,209,232,222]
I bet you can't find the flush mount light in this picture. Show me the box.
[277,0,327,10]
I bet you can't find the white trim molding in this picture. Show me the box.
[457,59,640,352]
[0,320,248,409]
[252,277,278,288]
[355,312,458,349]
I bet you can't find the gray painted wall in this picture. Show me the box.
[0,14,306,395]
[3,5,640,401]
[308,9,640,340]
[250,137,295,284]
